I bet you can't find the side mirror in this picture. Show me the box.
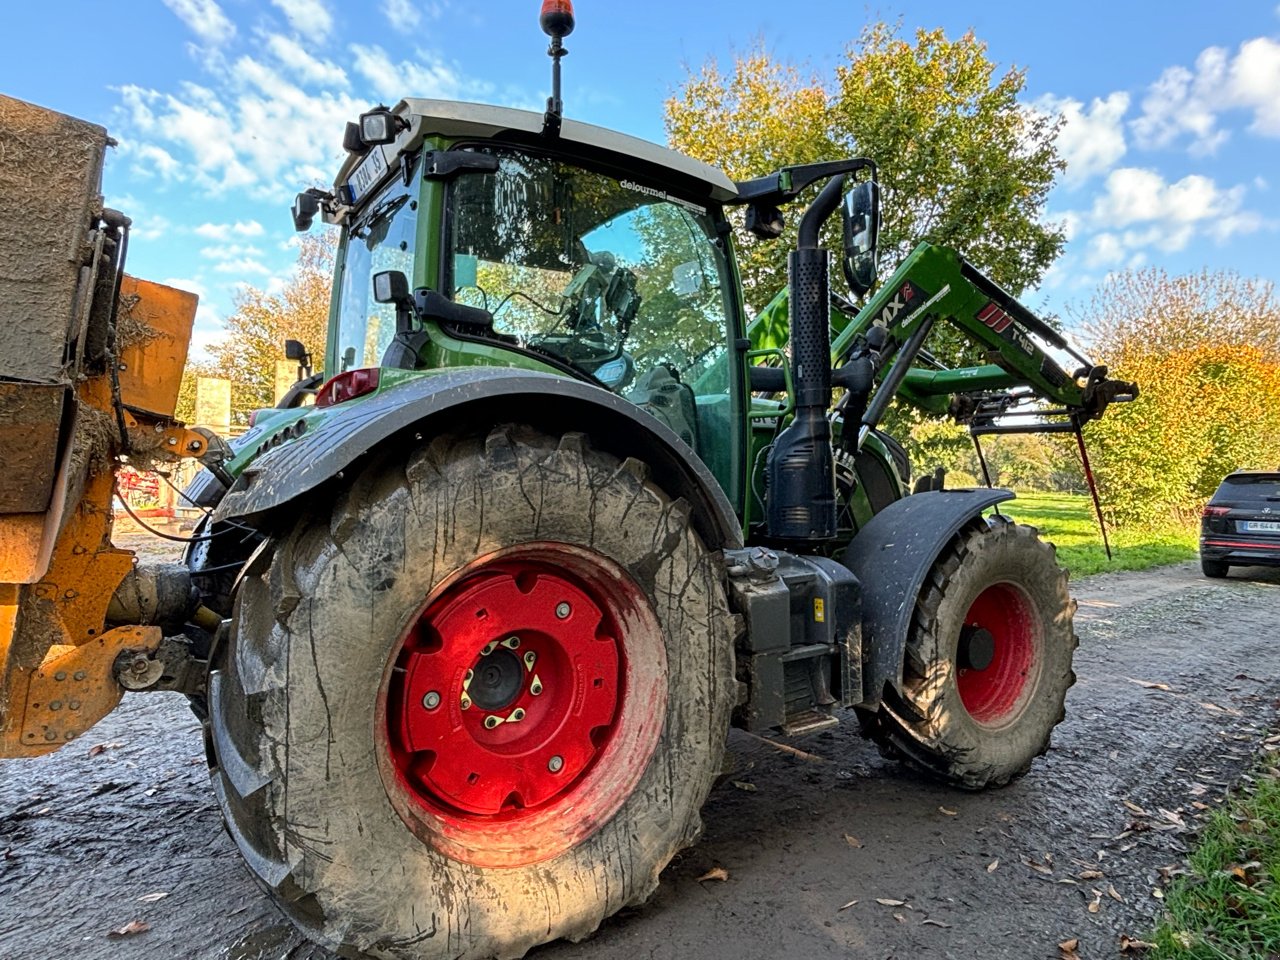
[284,338,312,380]
[841,180,880,298]
[292,191,321,232]
[373,269,411,305]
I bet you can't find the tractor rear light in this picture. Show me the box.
[316,368,380,408]
[1202,505,1230,518]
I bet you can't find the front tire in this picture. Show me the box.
[865,518,1077,789]
[206,426,735,960]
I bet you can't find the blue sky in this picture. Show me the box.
[4,1,1280,358]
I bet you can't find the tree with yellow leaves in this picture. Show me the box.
[178,234,333,426]
[666,23,1066,327]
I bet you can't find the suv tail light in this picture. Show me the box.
[1202,505,1230,518]
[316,368,380,408]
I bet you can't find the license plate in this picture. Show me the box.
[1242,520,1280,533]
[347,147,389,203]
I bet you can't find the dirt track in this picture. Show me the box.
[2,558,1277,960]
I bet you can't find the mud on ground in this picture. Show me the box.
[1,555,1277,960]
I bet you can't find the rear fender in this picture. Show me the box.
[841,488,1014,708]
[212,368,743,551]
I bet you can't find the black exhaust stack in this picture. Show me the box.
[766,175,845,543]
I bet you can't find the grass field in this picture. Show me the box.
[992,491,1198,579]
[1150,752,1280,958]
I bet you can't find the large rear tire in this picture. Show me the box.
[863,517,1077,790]
[206,426,735,959]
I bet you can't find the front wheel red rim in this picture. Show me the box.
[378,542,666,868]
[955,582,1038,726]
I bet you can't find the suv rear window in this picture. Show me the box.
[1215,474,1280,501]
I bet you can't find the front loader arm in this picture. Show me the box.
[830,242,1137,426]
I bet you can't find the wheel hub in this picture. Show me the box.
[385,555,626,820]
[955,583,1036,725]
[466,645,525,711]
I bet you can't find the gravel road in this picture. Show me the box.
[1,557,1277,960]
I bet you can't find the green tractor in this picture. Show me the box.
[178,5,1136,957]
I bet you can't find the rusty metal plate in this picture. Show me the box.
[0,380,68,513]
[5,625,160,757]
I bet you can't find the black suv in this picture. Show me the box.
[1200,470,1280,577]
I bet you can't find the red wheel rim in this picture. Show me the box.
[955,583,1037,725]
[378,542,666,867]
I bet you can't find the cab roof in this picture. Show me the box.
[334,99,738,205]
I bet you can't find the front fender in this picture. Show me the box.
[841,488,1014,707]
[212,368,743,550]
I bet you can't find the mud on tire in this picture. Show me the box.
[205,426,736,960]
[864,517,1077,790]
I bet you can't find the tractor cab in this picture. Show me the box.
[307,98,759,509]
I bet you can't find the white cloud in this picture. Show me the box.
[132,215,172,242]
[1091,168,1246,230]
[162,0,235,45]
[265,33,348,87]
[270,0,333,39]
[1133,36,1280,153]
[382,0,421,31]
[213,257,273,275]
[200,243,265,260]
[131,143,183,180]
[1066,166,1269,265]
[1036,92,1129,184]
[1083,232,1125,268]
[193,220,265,240]
[351,44,469,103]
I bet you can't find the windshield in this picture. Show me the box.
[334,157,420,371]
[448,149,732,392]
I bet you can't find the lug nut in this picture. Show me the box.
[510,708,525,722]
[523,651,536,671]
[555,602,571,619]
[502,636,521,649]
[422,691,441,710]
[483,715,501,730]
[530,676,543,696]
[460,694,472,710]
[548,755,564,773]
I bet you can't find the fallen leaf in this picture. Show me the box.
[1122,800,1148,816]
[938,806,958,816]
[843,834,863,848]
[731,780,756,793]
[1059,938,1081,959]
[107,920,151,939]
[1087,889,1103,914]
[696,867,728,883]
[1120,935,1156,952]
[1077,869,1104,880]
[875,898,907,906]
[88,744,107,758]
[1023,857,1053,875]
[986,859,999,873]
[921,918,951,928]
[892,912,906,923]
[1107,883,1124,903]
[1151,888,1164,900]
[136,892,168,903]
[837,899,858,911]
[1126,678,1172,691]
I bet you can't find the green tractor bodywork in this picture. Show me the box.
[187,93,1137,960]
[213,102,1125,545]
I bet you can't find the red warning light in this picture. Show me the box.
[540,0,575,38]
